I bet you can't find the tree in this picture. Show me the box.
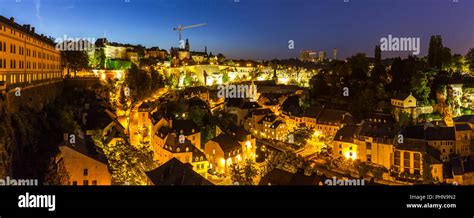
[43,156,70,185]
[372,167,384,180]
[183,74,195,87]
[450,54,464,73]
[189,108,207,127]
[348,53,370,80]
[410,71,431,105]
[230,159,259,185]
[372,45,386,82]
[428,35,443,69]
[309,73,329,98]
[374,45,382,66]
[125,64,152,101]
[92,131,155,185]
[90,48,106,69]
[398,111,413,127]
[222,71,230,84]
[61,49,89,77]
[350,85,377,119]
[356,162,369,178]
[151,70,164,91]
[466,48,474,72]
[428,35,451,70]
[422,156,435,184]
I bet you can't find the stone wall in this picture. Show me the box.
[5,80,64,113]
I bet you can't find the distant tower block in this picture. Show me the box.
[319,51,326,61]
[333,48,337,60]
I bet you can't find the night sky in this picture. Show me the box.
[1,0,473,60]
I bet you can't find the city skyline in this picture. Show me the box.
[1,0,473,60]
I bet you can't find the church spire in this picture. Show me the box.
[185,38,190,51]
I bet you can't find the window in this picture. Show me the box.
[83,180,89,186]
[414,153,421,170]
[404,152,410,171]
[92,180,97,185]
[83,169,88,176]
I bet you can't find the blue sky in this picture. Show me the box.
[1,0,473,60]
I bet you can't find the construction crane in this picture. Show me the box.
[173,23,207,41]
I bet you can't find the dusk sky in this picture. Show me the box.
[1,0,473,60]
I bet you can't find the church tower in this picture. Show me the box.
[185,38,190,51]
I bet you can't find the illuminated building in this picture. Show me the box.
[397,124,474,184]
[391,93,417,122]
[217,124,257,161]
[58,137,112,186]
[454,115,474,157]
[255,114,288,141]
[332,125,359,161]
[244,108,273,133]
[318,51,326,61]
[355,114,398,170]
[302,106,323,129]
[171,119,202,150]
[93,38,144,68]
[0,16,62,85]
[154,133,208,177]
[224,98,261,126]
[314,109,353,136]
[137,101,158,143]
[145,47,168,59]
[299,50,318,62]
[204,133,243,174]
[393,138,443,182]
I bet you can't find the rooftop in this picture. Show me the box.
[334,125,359,143]
[0,16,56,47]
[145,158,212,185]
[211,133,242,152]
[172,119,200,136]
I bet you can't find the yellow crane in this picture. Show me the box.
[173,23,207,41]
